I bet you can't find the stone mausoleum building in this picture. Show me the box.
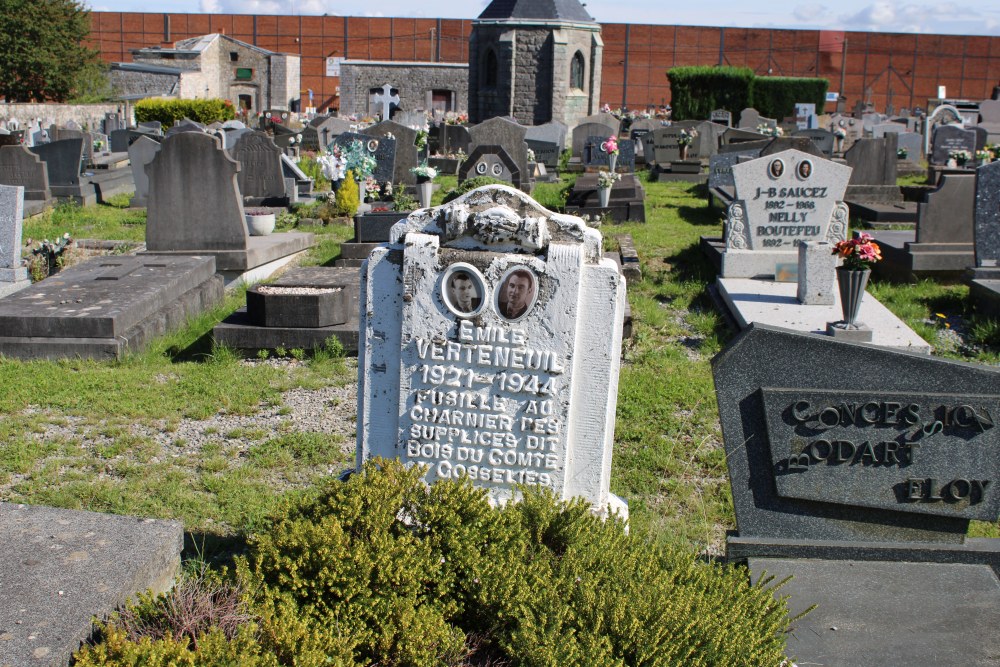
[468,0,603,127]
[110,34,300,113]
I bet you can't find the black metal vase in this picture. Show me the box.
[836,267,870,328]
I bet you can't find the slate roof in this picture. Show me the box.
[477,0,595,22]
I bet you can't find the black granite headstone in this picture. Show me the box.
[583,136,635,172]
[974,161,1000,268]
[332,132,397,185]
[930,125,977,166]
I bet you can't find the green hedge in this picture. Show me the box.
[75,460,794,666]
[666,66,755,121]
[667,66,828,121]
[752,76,828,120]
[134,98,236,126]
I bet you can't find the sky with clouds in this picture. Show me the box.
[83,1,1000,36]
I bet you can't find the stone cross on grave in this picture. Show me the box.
[373,84,399,121]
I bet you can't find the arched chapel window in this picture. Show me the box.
[570,51,585,90]
[484,49,498,89]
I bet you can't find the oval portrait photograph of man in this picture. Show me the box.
[442,264,486,317]
[496,266,538,321]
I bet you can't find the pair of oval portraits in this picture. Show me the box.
[768,158,813,180]
[442,263,538,321]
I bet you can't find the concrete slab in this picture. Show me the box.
[716,277,931,353]
[213,308,359,354]
[0,503,182,667]
[141,231,314,273]
[749,557,1000,666]
[0,256,223,360]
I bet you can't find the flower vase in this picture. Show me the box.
[608,153,618,174]
[836,267,870,328]
[246,212,276,236]
[417,177,433,208]
[679,145,689,161]
[598,186,611,208]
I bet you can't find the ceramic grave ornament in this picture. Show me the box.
[358,185,627,517]
[722,149,852,278]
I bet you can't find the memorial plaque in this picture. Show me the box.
[710,109,733,127]
[714,324,1000,545]
[525,140,559,169]
[358,185,627,514]
[721,149,851,278]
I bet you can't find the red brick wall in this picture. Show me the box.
[88,12,1000,114]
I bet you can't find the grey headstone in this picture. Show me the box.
[362,120,418,186]
[846,135,898,186]
[647,126,685,163]
[127,136,161,208]
[165,119,206,136]
[971,126,989,151]
[137,121,163,134]
[571,121,616,157]
[974,161,1000,267]
[583,136,635,171]
[110,129,160,153]
[220,127,252,150]
[145,132,247,252]
[64,119,81,131]
[0,145,50,200]
[692,121,728,158]
[872,123,904,137]
[829,114,864,150]
[29,138,84,187]
[930,125,977,165]
[332,131,397,185]
[980,99,1000,124]
[308,116,356,151]
[459,145,521,189]
[231,131,287,203]
[441,124,472,156]
[524,121,567,152]
[721,127,768,145]
[577,112,620,136]
[714,324,1000,544]
[710,109,733,126]
[0,185,26,281]
[525,139,560,168]
[738,108,762,130]
[792,129,835,157]
[468,118,529,190]
[221,120,246,131]
[896,132,923,161]
[917,173,975,244]
[862,112,885,133]
[709,147,761,189]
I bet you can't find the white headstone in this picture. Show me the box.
[721,149,852,278]
[357,185,628,516]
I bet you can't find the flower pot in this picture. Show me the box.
[598,186,611,208]
[679,145,689,161]
[836,267,870,328]
[246,213,275,236]
[418,181,433,208]
[608,153,618,174]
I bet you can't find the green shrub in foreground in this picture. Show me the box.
[75,460,792,666]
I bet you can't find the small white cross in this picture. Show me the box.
[372,84,400,121]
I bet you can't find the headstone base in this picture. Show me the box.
[141,231,314,272]
[214,267,360,354]
[869,230,975,282]
[0,503,182,667]
[565,173,646,223]
[246,267,355,328]
[0,277,31,299]
[745,555,1000,666]
[714,277,930,352]
[827,320,873,341]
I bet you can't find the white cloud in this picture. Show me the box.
[793,3,829,23]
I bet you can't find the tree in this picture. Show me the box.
[0,0,101,102]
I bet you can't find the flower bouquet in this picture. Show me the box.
[897,147,908,160]
[950,149,973,167]
[757,124,784,137]
[601,135,619,172]
[831,232,882,328]
[411,163,438,180]
[412,162,437,208]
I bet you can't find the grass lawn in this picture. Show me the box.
[7,175,1000,556]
